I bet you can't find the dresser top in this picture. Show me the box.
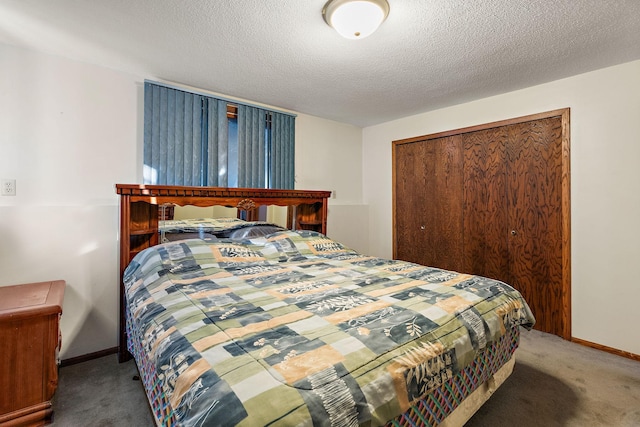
[0,280,65,318]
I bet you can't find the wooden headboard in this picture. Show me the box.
[115,184,331,362]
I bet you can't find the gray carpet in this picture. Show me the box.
[466,330,640,427]
[51,353,154,427]
[51,329,640,426]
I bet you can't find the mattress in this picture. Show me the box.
[123,229,535,426]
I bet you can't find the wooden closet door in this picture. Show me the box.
[462,118,565,336]
[462,127,510,281]
[394,136,464,270]
[507,117,565,335]
[394,141,428,264]
[394,109,570,339]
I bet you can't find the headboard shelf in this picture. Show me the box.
[116,184,330,206]
[115,184,331,362]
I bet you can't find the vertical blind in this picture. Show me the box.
[206,97,229,187]
[237,104,266,188]
[143,81,295,189]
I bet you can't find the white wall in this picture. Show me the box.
[295,114,369,253]
[0,44,138,358]
[362,60,640,355]
[0,43,365,359]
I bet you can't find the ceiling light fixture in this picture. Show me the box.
[323,0,390,40]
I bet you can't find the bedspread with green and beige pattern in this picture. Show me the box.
[123,230,535,426]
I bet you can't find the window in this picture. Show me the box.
[143,81,295,189]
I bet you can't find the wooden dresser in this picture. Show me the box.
[0,280,65,426]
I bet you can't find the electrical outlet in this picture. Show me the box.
[1,179,16,196]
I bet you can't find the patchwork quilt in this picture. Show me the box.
[123,230,535,426]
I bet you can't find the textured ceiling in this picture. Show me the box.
[1,0,640,127]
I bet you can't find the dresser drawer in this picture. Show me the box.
[0,280,65,426]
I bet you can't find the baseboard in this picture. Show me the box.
[59,347,118,367]
[571,337,640,362]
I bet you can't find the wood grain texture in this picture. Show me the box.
[393,140,427,262]
[560,109,572,340]
[462,127,510,281]
[0,281,64,426]
[393,109,571,339]
[393,136,464,270]
[506,117,564,335]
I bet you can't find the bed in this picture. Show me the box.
[116,184,535,427]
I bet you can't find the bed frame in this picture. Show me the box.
[115,184,331,362]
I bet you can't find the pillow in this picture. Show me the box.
[160,217,286,239]
[226,225,286,240]
[261,230,357,259]
[159,217,246,234]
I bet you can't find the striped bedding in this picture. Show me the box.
[123,230,535,426]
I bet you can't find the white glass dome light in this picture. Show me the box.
[323,0,390,40]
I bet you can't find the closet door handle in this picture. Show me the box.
[420,225,426,230]
[511,230,517,236]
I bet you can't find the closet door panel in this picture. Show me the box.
[430,135,464,270]
[507,117,564,334]
[394,141,429,264]
[462,128,510,281]
[394,137,464,270]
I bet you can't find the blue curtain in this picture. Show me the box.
[144,83,204,185]
[144,81,295,189]
[270,113,295,189]
[237,104,266,188]
[206,98,229,187]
